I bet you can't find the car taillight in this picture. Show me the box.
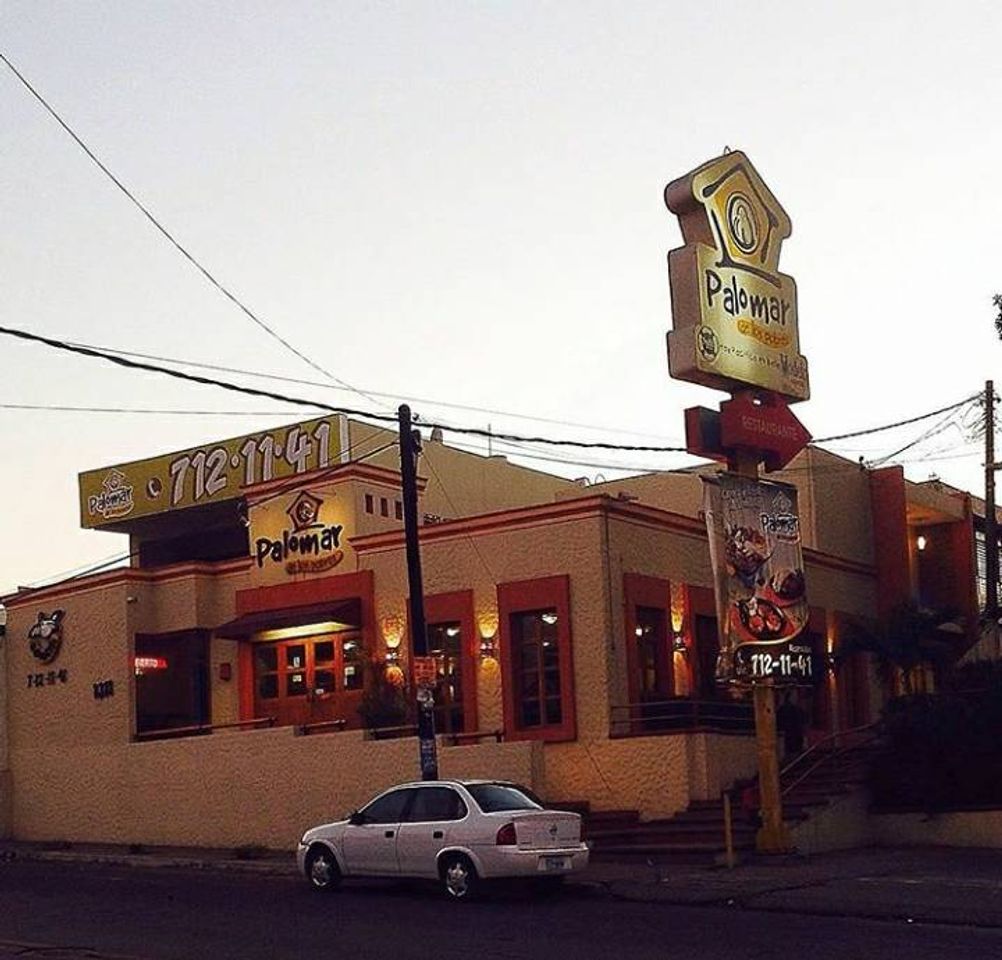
[495,822,517,846]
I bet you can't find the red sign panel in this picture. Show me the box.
[719,392,811,471]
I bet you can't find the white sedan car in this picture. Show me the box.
[297,779,589,899]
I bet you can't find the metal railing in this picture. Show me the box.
[134,716,276,741]
[442,729,504,746]
[610,698,755,737]
[779,721,883,799]
[295,718,348,736]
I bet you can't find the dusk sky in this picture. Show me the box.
[3,1,1000,594]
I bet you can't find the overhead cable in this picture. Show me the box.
[0,50,383,408]
[0,323,984,456]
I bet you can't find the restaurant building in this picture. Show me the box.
[0,416,982,849]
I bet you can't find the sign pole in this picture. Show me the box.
[398,404,439,781]
[731,453,792,855]
[664,151,809,855]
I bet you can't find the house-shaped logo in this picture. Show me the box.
[665,150,810,402]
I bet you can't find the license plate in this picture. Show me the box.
[539,855,570,873]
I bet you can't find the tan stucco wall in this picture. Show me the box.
[359,511,613,743]
[346,421,577,524]
[3,470,881,845]
[12,724,541,849]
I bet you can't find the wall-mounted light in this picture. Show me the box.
[479,635,498,660]
[541,612,558,626]
[916,535,928,552]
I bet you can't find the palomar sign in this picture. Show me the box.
[665,151,810,402]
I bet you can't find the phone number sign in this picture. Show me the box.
[733,639,819,685]
[79,415,344,528]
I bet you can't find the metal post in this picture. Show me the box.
[722,790,736,869]
[985,381,999,657]
[398,404,438,780]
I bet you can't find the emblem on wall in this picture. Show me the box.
[28,610,66,664]
[254,489,345,575]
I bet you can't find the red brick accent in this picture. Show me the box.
[869,467,911,617]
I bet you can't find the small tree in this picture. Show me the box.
[357,662,412,730]
[993,293,1002,339]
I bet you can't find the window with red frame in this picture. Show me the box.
[510,609,563,728]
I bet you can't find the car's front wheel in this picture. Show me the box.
[305,844,341,892]
[440,853,479,901]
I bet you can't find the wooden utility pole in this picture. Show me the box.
[398,404,438,780]
[730,450,792,855]
[985,381,999,657]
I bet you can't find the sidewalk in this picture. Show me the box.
[4,840,1002,929]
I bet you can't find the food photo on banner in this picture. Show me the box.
[703,474,813,685]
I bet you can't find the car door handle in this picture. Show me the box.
[433,831,443,839]
[385,830,395,838]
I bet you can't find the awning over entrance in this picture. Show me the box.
[215,598,361,639]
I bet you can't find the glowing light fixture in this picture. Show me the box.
[917,535,928,552]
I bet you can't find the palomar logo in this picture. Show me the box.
[255,490,345,574]
[87,469,135,521]
[664,150,810,401]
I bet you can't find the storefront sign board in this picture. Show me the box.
[665,151,810,402]
[79,415,346,528]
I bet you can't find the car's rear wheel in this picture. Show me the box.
[305,844,341,892]
[440,853,479,901]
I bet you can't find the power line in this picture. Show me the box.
[0,50,384,410]
[59,337,682,443]
[0,402,318,416]
[0,323,688,451]
[813,394,980,443]
[0,322,986,458]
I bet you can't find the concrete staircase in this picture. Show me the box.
[568,729,883,863]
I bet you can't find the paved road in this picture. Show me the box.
[1,860,1000,960]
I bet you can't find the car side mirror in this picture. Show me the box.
[348,810,364,826]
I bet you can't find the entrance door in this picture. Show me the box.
[253,632,364,727]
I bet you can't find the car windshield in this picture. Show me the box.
[466,783,542,813]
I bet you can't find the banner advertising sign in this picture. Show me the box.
[79,415,345,529]
[703,473,815,685]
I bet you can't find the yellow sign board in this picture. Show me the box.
[665,151,809,401]
[79,415,345,529]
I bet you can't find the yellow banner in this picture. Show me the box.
[79,415,344,529]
